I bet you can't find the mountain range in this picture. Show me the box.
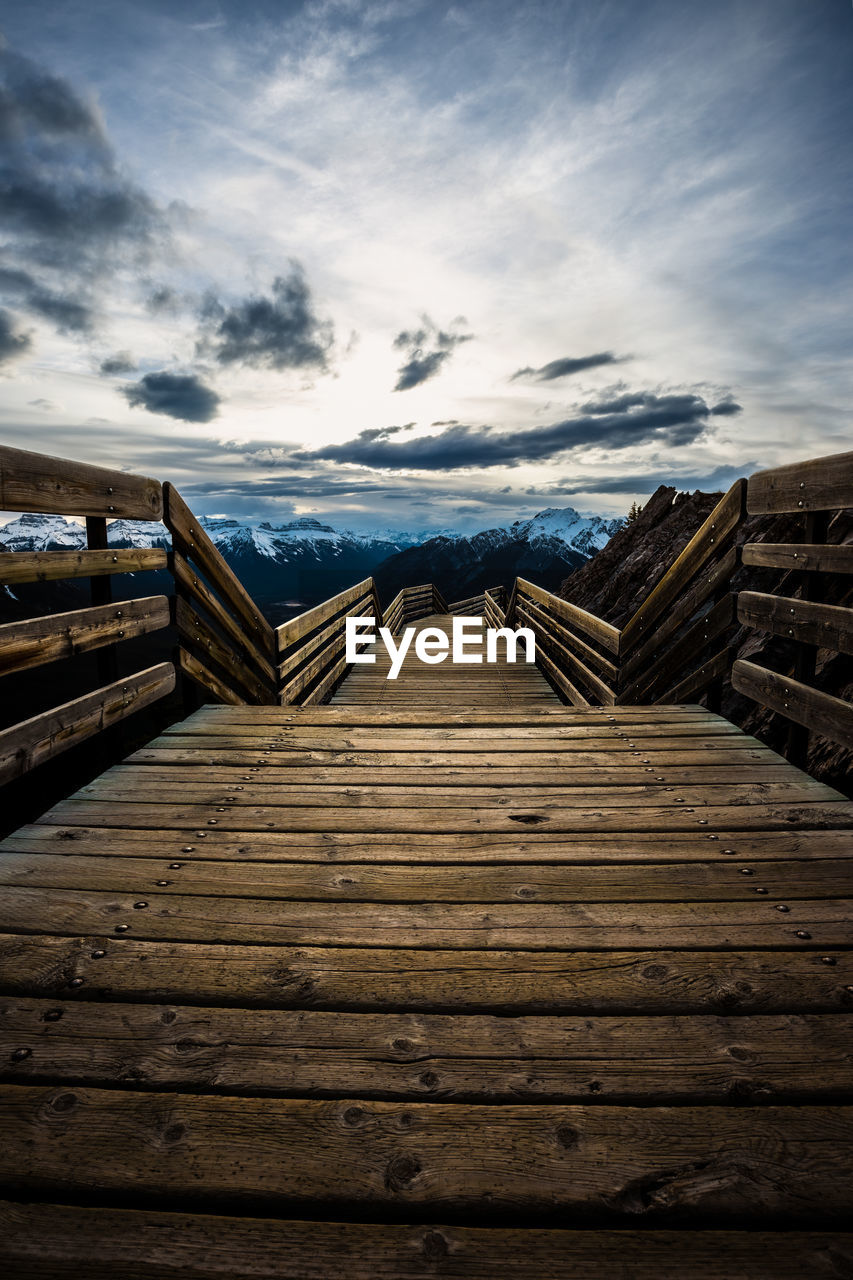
[0,507,622,623]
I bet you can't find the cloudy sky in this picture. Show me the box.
[1,0,851,531]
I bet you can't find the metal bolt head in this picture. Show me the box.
[68,977,84,987]
[754,887,769,894]
[155,880,170,887]
[821,956,837,966]
[722,849,736,855]
[133,901,148,909]
[208,819,218,825]
[795,930,811,939]
[11,1047,31,1061]
[169,863,183,870]
[775,904,790,913]
[740,868,754,875]
[91,949,106,958]
[115,924,129,932]
[181,847,194,853]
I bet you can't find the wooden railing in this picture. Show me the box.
[732,451,853,767]
[616,480,746,708]
[2,441,849,777]
[277,577,382,706]
[0,445,175,784]
[383,582,448,633]
[164,485,277,706]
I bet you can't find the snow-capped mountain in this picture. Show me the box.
[0,506,620,624]
[510,508,623,557]
[372,508,624,605]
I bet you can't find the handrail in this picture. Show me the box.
[732,449,853,767]
[0,443,176,785]
[277,577,381,705]
[616,481,746,709]
[508,578,620,706]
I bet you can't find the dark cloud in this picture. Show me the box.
[0,265,94,333]
[302,391,741,471]
[123,371,220,423]
[0,309,32,365]
[392,316,472,391]
[511,352,623,382]
[528,462,759,496]
[352,422,416,443]
[146,285,183,314]
[99,351,136,375]
[199,266,334,372]
[0,44,166,354]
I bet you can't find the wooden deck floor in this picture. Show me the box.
[1,616,853,1275]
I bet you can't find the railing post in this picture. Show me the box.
[786,511,829,768]
[85,517,119,685]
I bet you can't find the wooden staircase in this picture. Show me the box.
[0,445,852,1276]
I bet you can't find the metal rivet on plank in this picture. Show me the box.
[169,863,183,870]
[115,924,129,932]
[821,956,837,965]
[754,887,769,894]
[91,949,106,958]
[68,977,84,987]
[133,901,148,909]
[11,1047,31,1061]
[795,931,811,939]
[775,905,790,913]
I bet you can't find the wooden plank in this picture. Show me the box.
[3,999,851,1103]
[2,884,851,947]
[2,932,850,1012]
[11,824,847,864]
[747,450,853,515]
[176,597,273,705]
[71,776,840,809]
[621,596,734,704]
[621,480,746,652]
[742,542,853,574]
[0,595,170,677]
[278,592,373,682]
[281,625,350,704]
[656,647,730,706]
[99,761,805,788]
[164,484,275,660]
[621,547,739,682]
[1,1085,851,1217]
[515,596,618,683]
[172,551,277,687]
[516,578,621,655]
[526,638,587,706]
[0,663,175,785]
[38,796,853,832]
[3,851,851,903]
[276,578,376,651]
[178,648,244,706]
[1,1203,850,1280]
[0,547,167,586]
[0,444,162,521]
[738,591,853,655]
[516,602,614,704]
[301,650,349,707]
[732,659,853,751]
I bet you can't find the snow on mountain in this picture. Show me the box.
[0,512,87,551]
[510,508,624,556]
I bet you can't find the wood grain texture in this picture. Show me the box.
[0,444,162,520]
[2,1085,851,1219]
[3,1202,851,1280]
[0,547,167,586]
[732,659,853,750]
[0,663,175,785]
[2,933,850,1013]
[747,449,853,514]
[0,595,170,677]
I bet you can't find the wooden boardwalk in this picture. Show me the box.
[2,615,853,1275]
